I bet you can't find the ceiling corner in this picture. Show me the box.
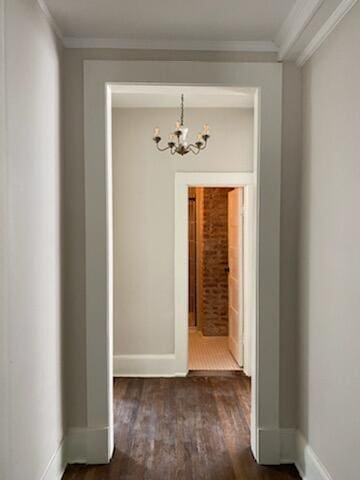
[275,0,324,61]
[36,0,64,43]
[276,0,359,66]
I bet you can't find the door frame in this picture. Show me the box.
[83,60,282,465]
[227,186,246,370]
[174,173,255,379]
[0,0,9,476]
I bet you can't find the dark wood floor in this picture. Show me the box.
[63,375,300,480]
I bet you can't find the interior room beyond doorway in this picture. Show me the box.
[188,186,244,372]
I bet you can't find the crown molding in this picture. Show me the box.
[297,0,359,65]
[275,0,324,60]
[63,37,278,52]
[276,0,359,65]
[36,0,64,42]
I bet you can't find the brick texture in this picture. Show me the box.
[201,188,232,336]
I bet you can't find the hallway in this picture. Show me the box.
[63,377,300,480]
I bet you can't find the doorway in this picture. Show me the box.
[188,186,245,372]
[175,172,255,381]
[83,62,283,464]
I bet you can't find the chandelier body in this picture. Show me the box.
[153,94,210,156]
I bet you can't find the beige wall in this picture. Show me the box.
[280,62,302,428]
[63,48,301,430]
[299,4,360,478]
[4,0,64,478]
[112,108,253,355]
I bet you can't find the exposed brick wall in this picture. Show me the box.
[201,188,232,336]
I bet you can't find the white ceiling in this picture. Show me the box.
[40,0,354,65]
[43,0,295,45]
[111,85,255,109]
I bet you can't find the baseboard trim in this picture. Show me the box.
[295,432,333,480]
[40,437,67,480]
[280,428,296,464]
[257,428,281,464]
[66,426,113,465]
[113,354,186,377]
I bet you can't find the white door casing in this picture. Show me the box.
[228,187,244,367]
[83,60,282,465]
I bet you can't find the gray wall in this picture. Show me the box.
[4,0,65,479]
[280,63,302,429]
[299,3,360,478]
[63,48,300,429]
[112,107,253,356]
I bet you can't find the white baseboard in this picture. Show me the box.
[280,428,296,464]
[257,428,281,464]
[66,426,113,465]
[113,354,187,377]
[295,432,333,480]
[40,438,67,480]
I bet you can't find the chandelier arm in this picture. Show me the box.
[156,143,172,152]
[188,144,201,155]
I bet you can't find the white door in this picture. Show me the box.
[228,188,244,367]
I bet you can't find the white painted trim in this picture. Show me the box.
[174,172,256,381]
[113,354,186,377]
[66,428,88,464]
[297,0,359,66]
[0,0,9,478]
[295,432,333,480]
[40,439,67,480]
[250,427,296,465]
[256,428,281,465]
[66,426,113,465]
[36,0,64,42]
[243,184,255,376]
[63,37,278,52]
[276,429,335,478]
[84,61,282,465]
[276,0,324,60]
[105,84,115,461]
[280,428,296,464]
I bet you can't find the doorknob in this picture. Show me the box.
[224,266,230,274]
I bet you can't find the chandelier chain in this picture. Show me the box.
[180,94,184,126]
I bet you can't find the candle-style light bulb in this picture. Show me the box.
[154,127,160,137]
[197,132,203,141]
[169,134,175,142]
[203,124,210,135]
[175,121,181,130]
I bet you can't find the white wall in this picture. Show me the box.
[3,0,65,479]
[112,107,253,356]
[299,3,360,479]
[280,63,302,429]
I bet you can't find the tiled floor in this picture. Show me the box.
[188,329,241,370]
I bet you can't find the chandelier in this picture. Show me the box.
[152,94,210,156]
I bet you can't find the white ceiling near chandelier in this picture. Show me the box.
[40,0,358,64]
[111,85,255,109]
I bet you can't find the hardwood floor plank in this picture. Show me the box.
[63,377,300,480]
